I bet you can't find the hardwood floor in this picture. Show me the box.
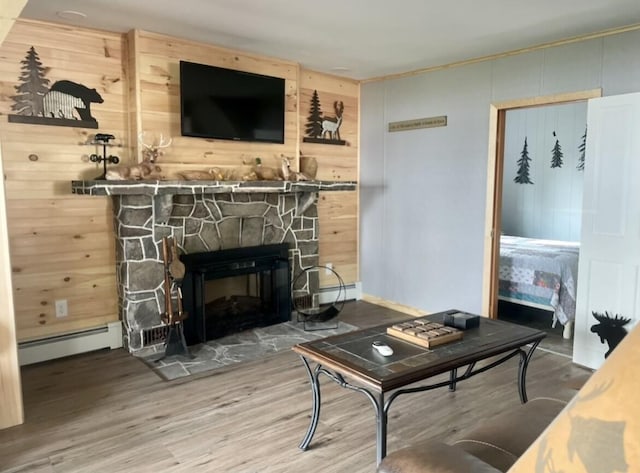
[0,301,590,473]
[498,300,574,358]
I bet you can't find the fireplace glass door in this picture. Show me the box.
[180,244,291,344]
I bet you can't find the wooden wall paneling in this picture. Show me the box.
[16,302,118,342]
[0,138,24,429]
[0,0,26,430]
[136,30,299,77]
[127,29,142,163]
[300,69,360,96]
[130,30,299,178]
[8,219,112,236]
[7,20,124,55]
[9,226,114,256]
[10,249,114,274]
[318,192,358,285]
[299,70,360,286]
[0,0,26,44]
[0,19,360,426]
[0,22,361,346]
[0,20,128,342]
[9,232,113,258]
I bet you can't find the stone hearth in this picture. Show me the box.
[72,180,356,351]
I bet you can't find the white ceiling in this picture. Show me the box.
[19,0,640,80]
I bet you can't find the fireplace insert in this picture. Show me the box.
[180,244,291,345]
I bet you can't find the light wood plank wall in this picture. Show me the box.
[0,21,361,345]
[0,20,128,341]
[130,30,360,286]
[130,30,300,177]
[299,71,359,285]
[0,0,27,430]
[0,141,22,429]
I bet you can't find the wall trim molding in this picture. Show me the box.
[361,294,427,317]
[363,23,640,83]
[18,322,123,366]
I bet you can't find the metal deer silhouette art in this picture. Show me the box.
[321,101,344,140]
[590,311,631,358]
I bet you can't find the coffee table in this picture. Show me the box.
[292,310,546,465]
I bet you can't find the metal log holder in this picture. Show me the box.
[292,265,346,331]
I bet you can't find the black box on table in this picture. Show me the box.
[443,311,480,330]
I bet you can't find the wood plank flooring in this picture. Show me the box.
[498,300,574,357]
[0,301,591,473]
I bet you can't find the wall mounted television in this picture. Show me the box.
[179,60,285,144]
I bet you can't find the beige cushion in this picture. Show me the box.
[453,397,566,471]
[377,397,567,473]
[378,440,501,473]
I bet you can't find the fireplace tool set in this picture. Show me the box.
[157,236,192,360]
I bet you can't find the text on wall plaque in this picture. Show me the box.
[388,116,447,132]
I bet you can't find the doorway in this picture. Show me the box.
[481,89,601,355]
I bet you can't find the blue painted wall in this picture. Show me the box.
[360,29,640,314]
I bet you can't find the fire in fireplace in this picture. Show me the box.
[180,244,291,345]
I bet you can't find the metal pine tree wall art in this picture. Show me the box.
[550,131,563,168]
[305,90,323,139]
[8,46,104,129]
[303,89,346,145]
[11,46,49,117]
[514,136,534,184]
[577,126,587,171]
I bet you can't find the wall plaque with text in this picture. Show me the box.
[388,115,447,132]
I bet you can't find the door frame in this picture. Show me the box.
[481,89,602,318]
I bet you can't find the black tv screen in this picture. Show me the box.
[180,61,285,143]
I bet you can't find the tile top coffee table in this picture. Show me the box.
[292,309,546,465]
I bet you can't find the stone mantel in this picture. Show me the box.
[71,179,357,196]
[70,178,356,351]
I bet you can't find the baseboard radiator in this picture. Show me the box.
[18,322,123,366]
[318,282,362,305]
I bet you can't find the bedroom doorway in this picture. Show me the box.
[482,89,601,356]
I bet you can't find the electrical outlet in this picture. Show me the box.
[55,299,68,318]
[325,263,333,275]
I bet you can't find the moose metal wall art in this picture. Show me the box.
[590,311,631,358]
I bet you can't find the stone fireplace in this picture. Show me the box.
[72,180,356,351]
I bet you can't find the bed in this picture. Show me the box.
[499,235,580,336]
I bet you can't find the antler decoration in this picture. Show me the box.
[104,132,168,180]
[138,131,172,162]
